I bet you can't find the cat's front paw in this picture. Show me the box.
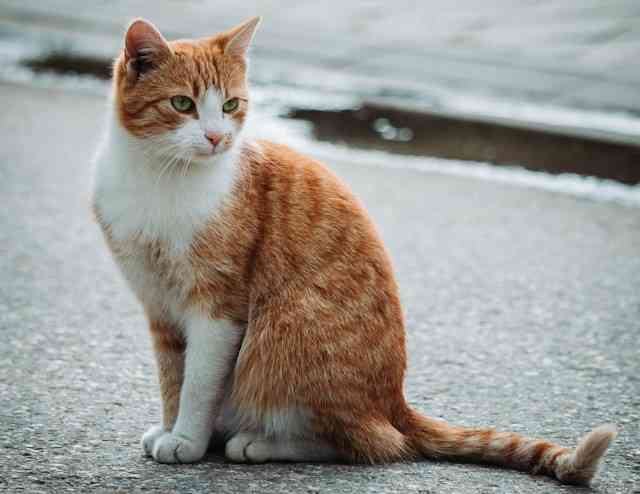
[151,432,207,464]
[141,425,167,457]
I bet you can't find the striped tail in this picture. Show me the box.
[405,410,617,486]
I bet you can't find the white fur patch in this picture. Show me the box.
[217,400,313,440]
[200,88,235,137]
[93,108,243,320]
[93,113,239,253]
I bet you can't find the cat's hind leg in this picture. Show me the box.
[224,431,259,462]
[225,433,339,463]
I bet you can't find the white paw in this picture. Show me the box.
[141,425,166,457]
[225,432,260,463]
[151,432,207,464]
[244,440,271,463]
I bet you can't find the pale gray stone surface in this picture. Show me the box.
[0,82,638,493]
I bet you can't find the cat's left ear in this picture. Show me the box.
[124,19,171,81]
[223,16,261,58]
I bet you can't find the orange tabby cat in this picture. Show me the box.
[92,17,617,485]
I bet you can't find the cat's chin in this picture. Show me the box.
[191,151,222,163]
[191,146,235,165]
[192,151,214,161]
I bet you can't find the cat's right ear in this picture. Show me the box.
[124,19,171,82]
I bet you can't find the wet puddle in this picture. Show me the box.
[22,52,112,80]
[288,104,640,186]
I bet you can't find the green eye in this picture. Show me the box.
[171,95,195,112]
[222,98,240,113]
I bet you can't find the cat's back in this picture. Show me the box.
[248,139,369,223]
[240,139,398,299]
[246,139,381,249]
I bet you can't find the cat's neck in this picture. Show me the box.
[93,111,244,253]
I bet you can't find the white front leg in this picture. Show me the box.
[151,312,242,463]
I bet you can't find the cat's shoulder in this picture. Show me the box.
[243,139,339,182]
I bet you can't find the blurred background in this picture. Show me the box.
[1,0,639,187]
[1,2,639,493]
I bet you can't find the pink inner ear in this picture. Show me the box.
[125,19,169,61]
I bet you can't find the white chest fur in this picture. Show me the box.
[92,115,239,319]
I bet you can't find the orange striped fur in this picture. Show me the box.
[93,17,617,486]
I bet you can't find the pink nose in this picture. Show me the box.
[205,132,224,147]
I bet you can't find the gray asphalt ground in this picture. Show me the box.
[2,0,640,115]
[0,82,639,493]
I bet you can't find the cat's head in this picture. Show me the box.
[113,17,260,163]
